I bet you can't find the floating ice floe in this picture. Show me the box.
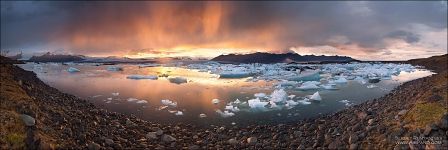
[339,100,353,106]
[91,95,102,98]
[161,99,177,107]
[287,70,321,81]
[233,99,241,104]
[107,66,123,71]
[354,76,367,84]
[298,81,320,90]
[112,92,119,96]
[175,111,183,116]
[127,98,138,102]
[136,100,148,104]
[270,89,288,103]
[248,98,269,109]
[216,110,235,118]
[367,85,378,88]
[254,93,267,98]
[309,91,322,101]
[333,76,348,83]
[288,95,296,99]
[168,77,188,84]
[297,98,312,105]
[67,67,80,73]
[199,113,207,118]
[212,99,220,104]
[225,105,240,112]
[126,75,158,80]
[321,84,338,90]
[107,97,112,101]
[286,100,299,106]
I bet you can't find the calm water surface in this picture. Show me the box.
[18,62,434,126]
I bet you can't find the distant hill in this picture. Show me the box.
[408,54,447,73]
[28,52,85,62]
[211,52,356,63]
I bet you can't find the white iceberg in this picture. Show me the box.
[233,99,241,104]
[175,111,183,116]
[287,70,321,81]
[212,99,220,104]
[107,66,123,71]
[298,81,321,90]
[107,97,112,101]
[297,98,312,105]
[161,99,177,107]
[286,100,299,106]
[248,98,268,109]
[67,67,80,73]
[309,91,322,101]
[136,100,148,104]
[127,98,138,102]
[216,110,235,118]
[225,105,240,112]
[168,77,187,84]
[126,75,158,80]
[112,92,119,96]
[339,100,352,106]
[321,84,338,90]
[334,76,348,83]
[254,93,267,98]
[270,89,288,103]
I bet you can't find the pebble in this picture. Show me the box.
[161,134,176,143]
[20,114,36,126]
[247,137,257,144]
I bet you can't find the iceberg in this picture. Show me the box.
[270,89,288,103]
[127,98,138,102]
[67,67,80,73]
[288,95,296,99]
[107,66,123,71]
[233,99,241,104]
[297,98,311,105]
[136,100,148,104]
[287,70,321,81]
[168,77,188,84]
[112,92,119,96]
[298,81,320,90]
[126,75,158,80]
[286,100,299,106]
[248,98,268,109]
[320,84,338,90]
[354,76,367,85]
[254,93,267,98]
[225,105,240,112]
[216,110,235,118]
[175,111,183,116]
[212,99,220,104]
[309,91,322,101]
[334,76,348,83]
[161,99,177,107]
[107,98,112,101]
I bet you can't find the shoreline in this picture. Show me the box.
[1,55,447,149]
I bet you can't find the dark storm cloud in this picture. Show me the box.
[1,1,447,56]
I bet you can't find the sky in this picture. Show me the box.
[1,1,447,60]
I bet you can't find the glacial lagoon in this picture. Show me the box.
[18,62,434,126]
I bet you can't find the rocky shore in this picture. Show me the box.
[1,55,447,149]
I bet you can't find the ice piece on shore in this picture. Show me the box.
[67,67,80,73]
[339,100,352,106]
[126,75,158,80]
[127,98,138,102]
[216,110,235,118]
[107,66,123,71]
[112,92,119,96]
[225,105,240,112]
[175,111,183,116]
[270,89,288,103]
[136,100,148,104]
[254,93,267,98]
[334,76,348,83]
[309,91,322,101]
[354,76,367,84]
[161,99,177,107]
[298,81,320,90]
[248,98,268,109]
[168,77,187,84]
[288,95,296,99]
[233,99,241,104]
[91,95,102,98]
[107,97,112,101]
[367,85,378,88]
[212,99,220,104]
[199,113,207,118]
[287,70,320,81]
